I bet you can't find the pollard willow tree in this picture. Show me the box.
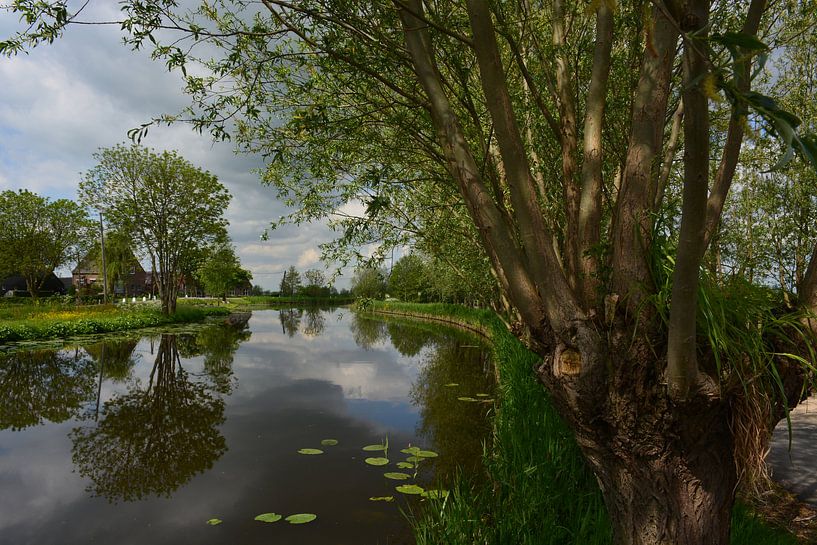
[80,145,230,314]
[5,1,817,543]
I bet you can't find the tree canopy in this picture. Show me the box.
[0,189,91,299]
[80,144,231,314]
[6,0,817,543]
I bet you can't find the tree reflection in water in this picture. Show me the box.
[70,334,227,502]
[302,307,326,337]
[279,307,303,337]
[82,339,140,382]
[177,324,251,394]
[0,348,97,431]
[350,313,387,349]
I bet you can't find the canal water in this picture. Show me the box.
[0,308,495,545]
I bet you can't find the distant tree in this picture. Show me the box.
[351,266,387,299]
[80,144,230,314]
[251,284,265,296]
[279,266,301,297]
[197,243,252,302]
[0,189,91,300]
[300,268,328,297]
[93,229,140,297]
[388,254,430,302]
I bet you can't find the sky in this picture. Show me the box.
[0,3,354,291]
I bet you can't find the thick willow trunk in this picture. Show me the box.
[539,336,737,545]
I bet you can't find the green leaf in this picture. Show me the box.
[297,448,324,455]
[444,383,459,387]
[369,496,395,502]
[401,446,421,456]
[416,450,438,458]
[254,513,282,523]
[396,461,415,469]
[362,444,387,452]
[457,396,478,402]
[711,32,769,51]
[395,484,425,495]
[406,456,423,463]
[475,393,490,397]
[320,439,338,446]
[365,457,389,466]
[285,513,317,524]
[383,472,411,480]
[206,518,223,525]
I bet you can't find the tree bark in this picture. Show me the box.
[539,340,736,545]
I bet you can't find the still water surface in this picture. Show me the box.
[0,308,494,545]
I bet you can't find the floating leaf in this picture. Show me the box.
[475,393,490,397]
[422,489,450,499]
[254,513,282,523]
[286,513,317,524]
[383,472,411,480]
[406,456,423,463]
[457,397,478,402]
[396,461,415,469]
[320,439,338,446]
[365,457,389,466]
[396,484,425,495]
[369,496,395,502]
[417,450,438,458]
[401,447,421,456]
[206,518,223,526]
[298,448,324,455]
[444,383,459,387]
[362,444,387,452]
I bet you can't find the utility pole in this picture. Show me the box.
[99,212,108,304]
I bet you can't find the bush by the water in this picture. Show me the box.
[0,302,230,343]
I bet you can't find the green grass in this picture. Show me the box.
[365,301,800,545]
[0,302,230,343]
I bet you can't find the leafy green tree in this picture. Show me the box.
[0,189,91,300]
[90,229,141,297]
[9,1,817,542]
[299,268,328,297]
[197,243,252,302]
[388,254,430,302]
[350,266,387,299]
[80,144,230,314]
[278,265,301,297]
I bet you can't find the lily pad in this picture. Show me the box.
[395,484,425,495]
[444,383,459,387]
[475,393,491,397]
[369,496,395,502]
[206,518,223,526]
[362,444,387,452]
[422,489,450,499]
[320,439,338,446]
[297,448,324,455]
[401,446,421,456]
[254,513,282,523]
[286,513,317,524]
[406,456,423,463]
[383,472,411,480]
[396,461,415,469]
[457,396,478,402]
[365,457,389,466]
[417,450,439,458]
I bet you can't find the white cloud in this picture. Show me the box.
[297,248,321,268]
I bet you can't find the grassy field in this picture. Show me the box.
[0,300,231,343]
[365,301,800,545]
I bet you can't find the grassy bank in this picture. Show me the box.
[0,302,231,343]
[364,301,799,545]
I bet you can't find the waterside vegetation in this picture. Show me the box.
[0,301,230,344]
[363,301,801,545]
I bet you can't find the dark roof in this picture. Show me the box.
[59,277,73,289]
[1,273,67,295]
